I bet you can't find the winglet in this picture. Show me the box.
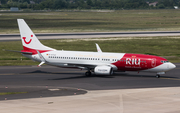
[36,50,46,67]
[95,43,102,53]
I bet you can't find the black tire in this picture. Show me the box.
[156,75,160,78]
[85,71,91,76]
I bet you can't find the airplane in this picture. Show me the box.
[7,19,176,78]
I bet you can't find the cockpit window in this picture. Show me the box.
[161,61,169,63]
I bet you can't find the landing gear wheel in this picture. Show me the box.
[156,74,160,78]
[85,71,91,77]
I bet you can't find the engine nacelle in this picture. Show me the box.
[94,66,113,75]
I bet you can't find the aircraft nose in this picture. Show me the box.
[168,63,176,70]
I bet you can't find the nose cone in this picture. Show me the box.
[168,63,176,70]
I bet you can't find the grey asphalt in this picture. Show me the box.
[0,64,179,100]
[1,31,180,41]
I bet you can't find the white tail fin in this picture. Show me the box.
[17,19,55,52]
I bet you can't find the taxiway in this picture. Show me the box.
[1,31,180,41]
[0,64,179,100]
[0,64,180,113]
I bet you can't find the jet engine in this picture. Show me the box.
[94,65,113,75]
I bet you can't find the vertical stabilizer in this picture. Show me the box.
[17,19,55,51]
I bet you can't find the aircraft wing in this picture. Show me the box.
[62,62,115,70]
[63,63,96,69]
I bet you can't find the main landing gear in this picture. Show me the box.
[85,71,92,77]
[156,74,160,78]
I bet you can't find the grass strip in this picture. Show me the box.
[1,10,180,34]
[1,36,180,66]
[0,92,28,95]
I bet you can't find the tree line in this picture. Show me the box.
[0,0,180,10]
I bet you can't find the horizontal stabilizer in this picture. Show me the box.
[38,61,45,67]
[3,49,32,55]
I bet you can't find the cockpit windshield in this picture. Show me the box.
[161,61,169,63]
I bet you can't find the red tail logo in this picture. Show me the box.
[23,35,33,44]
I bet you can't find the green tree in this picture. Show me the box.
[157,3,165,9]
[93,0,101,9]
[76,0,85,9]
[87,0,93,6]
[101,0,110,9]
[1,0,8,4]
[39,0,54,9]
[53,0,67,9]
